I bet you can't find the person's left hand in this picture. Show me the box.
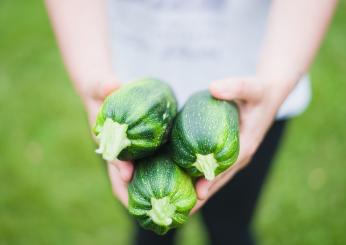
[191,76,291,213]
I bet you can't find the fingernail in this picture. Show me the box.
[198,180,212,200]
[200,188,210,200]
[200,189,208,200]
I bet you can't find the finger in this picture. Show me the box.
[205,163,240,198]
[91,75,120,100]
[83,76,120,127]
[195,178,213,200]
[107,163,129,207]
[101,81,120,97]
[237,110,264,167]
[238,132,254,166]
[192,162,243,214]
[190,199,206,215]
[209,77,263,102]
[110,160,134,182]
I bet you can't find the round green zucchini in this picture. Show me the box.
[94,78,177,161]
[170,91,240,180]
[128,153,197,235]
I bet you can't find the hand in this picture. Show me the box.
[191,76,291,213]
[79,75,134,207]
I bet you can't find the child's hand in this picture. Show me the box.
[191,76,290,213]
[80,75,134,207]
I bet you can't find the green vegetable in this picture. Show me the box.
[128,153,197,235]
[94,79,177,161]
[170,91,240,180]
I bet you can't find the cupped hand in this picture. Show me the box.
[80,75,134,207]
[191,77,289,213]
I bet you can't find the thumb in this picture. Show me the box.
[91,75,121,100]
[209,77,263,102]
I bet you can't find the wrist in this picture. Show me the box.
[257,73,300,112]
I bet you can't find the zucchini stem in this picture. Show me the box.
[193,153,218,180]
[147,197,176,226]
[95,118,131,161]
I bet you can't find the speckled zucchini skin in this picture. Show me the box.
[171,90,240,178]
[94,79,177,160]
[128,153,197,235]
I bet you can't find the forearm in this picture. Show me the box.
[45,0,115,98]
[258,0,337,105]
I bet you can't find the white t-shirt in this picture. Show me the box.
[108,0,311,119]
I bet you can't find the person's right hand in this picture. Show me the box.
[78,75,134,207]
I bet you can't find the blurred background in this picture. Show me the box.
[1,1,345,245]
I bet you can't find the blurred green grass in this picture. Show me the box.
[0,1,345,244]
